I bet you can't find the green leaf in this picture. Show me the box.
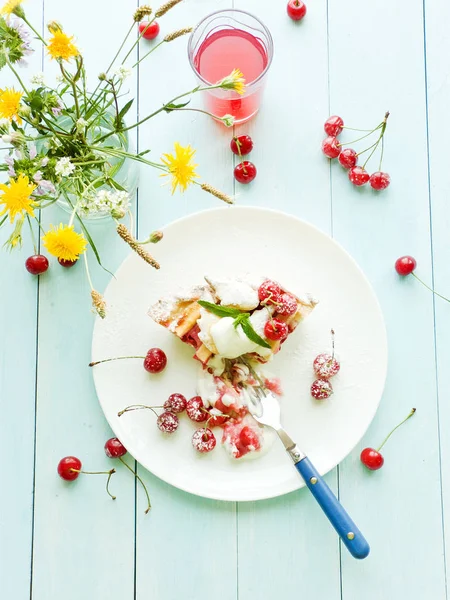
[239,318,271,349]
[163,99,191,113]
[116,99,134,125]
[232,312,250,329]
[197,300,242,318]
[0,214,8,229]
[0,52,6,71]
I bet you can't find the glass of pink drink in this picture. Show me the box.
[188,9,273,125]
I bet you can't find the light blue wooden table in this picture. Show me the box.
[1,0,449,597]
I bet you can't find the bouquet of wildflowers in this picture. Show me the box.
[0,0,244,317]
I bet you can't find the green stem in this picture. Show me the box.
[26,214,38,254]
[89,355,145,366]
[119,457,151,513]
[121,17,156,65]
[362,119,388,169]
[377,408,416,452]
[132,39,165,67]
[83,252,94,291]
[339,124,383,147]
[412,273,450,303]
[22,16,47,45]
[379,136,385,171]
[7,59,29,95]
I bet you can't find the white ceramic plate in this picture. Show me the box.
[92,207,387,501]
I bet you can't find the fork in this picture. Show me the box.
[246,384,370,560]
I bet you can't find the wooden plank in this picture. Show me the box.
[327,0,446,598]
[424,0,450,593]
[134,1,237,599]
[0,2,43,597]
[30,1,137,598]
[232,1,341,598]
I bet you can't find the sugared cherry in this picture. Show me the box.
[192,428,216,453]
[139,20,160,40]
[57,456,82,481]
[338,148,357,169]
[311,379,333,400]
[164,393,187,414]
[370,171,390,190]
[277,293,298,316]
[360,448,384,470]
[230,135,253,156]
[321,136,341,159]
[314,353,340,379]
[258,280,282,305]
[348,166,370,186]
[157,411,179,433]
[25,254,49,275]
[207,411,229,427]
[104,437,127,458]
[287,0,307,21]
[234,161,257,184]
[324,115,344,137]
[395,256,416,276]
[58,258,77,268]
[264,319,289,342]
[186,396,208,422]
[360,408,416,471]
[143,348,167,373]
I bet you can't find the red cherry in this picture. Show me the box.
[321,136,341,159]
[370,171,391,190]
[258,280,283,305]
[234,161,257,184]
[157,411,179,434]
[313,353,340,379]
[104,437,127,458]
[311,379,333,400]
[164,393,187,414]
[58,258,77,268]
[276,293,298,316]
[348,166,370,186]
[239,426,260,448]
[264,319,289,341]
[192,428,216,453]
[287,0,307,21]
[338,148,358,169]
[230,135,253,156]
[324,115,344,137]
[139,20,160,40]
[360,447,384,470]
[395,255,416,276]
[186,396,208,422]
[143,348,167,373]
[25,254,49,275]
[207,411,229,427]
[57,456,82,481]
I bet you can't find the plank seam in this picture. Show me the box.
[421,1,448,598]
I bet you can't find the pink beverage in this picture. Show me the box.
[188,10,273,124]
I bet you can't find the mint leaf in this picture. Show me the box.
[240,318,271,349]
[233,313,250,329]
[197,300,242,318]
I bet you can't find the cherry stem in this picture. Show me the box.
[233,136,247,174]
[118,404,162,417]
[376,408,416,452]
[119,457,151,513]
[89,356,145,367]
[379,136,385,171]
[331,329,335,361]
[339,124,383,147]
[411,273,450,303]
[70,468,116,500]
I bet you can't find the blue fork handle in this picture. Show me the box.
[295,456,370,559]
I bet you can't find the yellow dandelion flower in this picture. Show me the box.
[47,30,79,61]
[217,68,246,96]
[42,224,87,261]
[1,0,24,18]
[0,88,23,124]
[161,142,199,194]
[0,174,37,222]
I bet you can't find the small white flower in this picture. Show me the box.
[79,188,130,216]
[114,66,132,82]
[221,114,235,127]
[30,72,45,86]
[2,134,12,144]
[55,157,76,177]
